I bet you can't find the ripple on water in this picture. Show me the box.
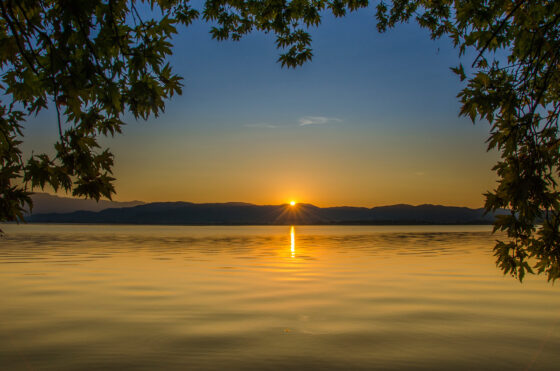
[0,224,559,370]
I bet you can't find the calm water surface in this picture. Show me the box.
[1,224,559,370]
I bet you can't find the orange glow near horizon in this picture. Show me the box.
[290,201,296,206]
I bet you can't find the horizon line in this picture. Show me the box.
[33,192,487,210]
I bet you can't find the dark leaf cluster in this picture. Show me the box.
[376,0,560,281]
[0,0,198,233]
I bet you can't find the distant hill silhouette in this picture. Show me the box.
[29,193,144,214]
[27,201,503,225]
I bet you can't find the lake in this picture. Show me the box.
[1,224,559,370]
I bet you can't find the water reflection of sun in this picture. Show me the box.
[290,226,295,258]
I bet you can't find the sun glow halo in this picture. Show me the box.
[290,201,296,206]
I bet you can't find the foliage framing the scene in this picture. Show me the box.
[1,0,559,281]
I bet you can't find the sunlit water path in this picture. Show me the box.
[1,225,559,370]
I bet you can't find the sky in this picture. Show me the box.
[23,8,499,208]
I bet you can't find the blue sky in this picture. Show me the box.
[23,7,498,207]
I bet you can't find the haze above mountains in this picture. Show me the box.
[26,193,500,225]
[29,193,145,214]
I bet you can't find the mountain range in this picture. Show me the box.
[26,194,502,225]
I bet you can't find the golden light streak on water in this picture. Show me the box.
[290,226,295,258]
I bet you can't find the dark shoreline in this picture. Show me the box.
[20,220,495,226]
[24,202,504,226]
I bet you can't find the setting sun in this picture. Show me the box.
[290,201,296,206]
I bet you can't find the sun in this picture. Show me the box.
[290,201,296,206]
